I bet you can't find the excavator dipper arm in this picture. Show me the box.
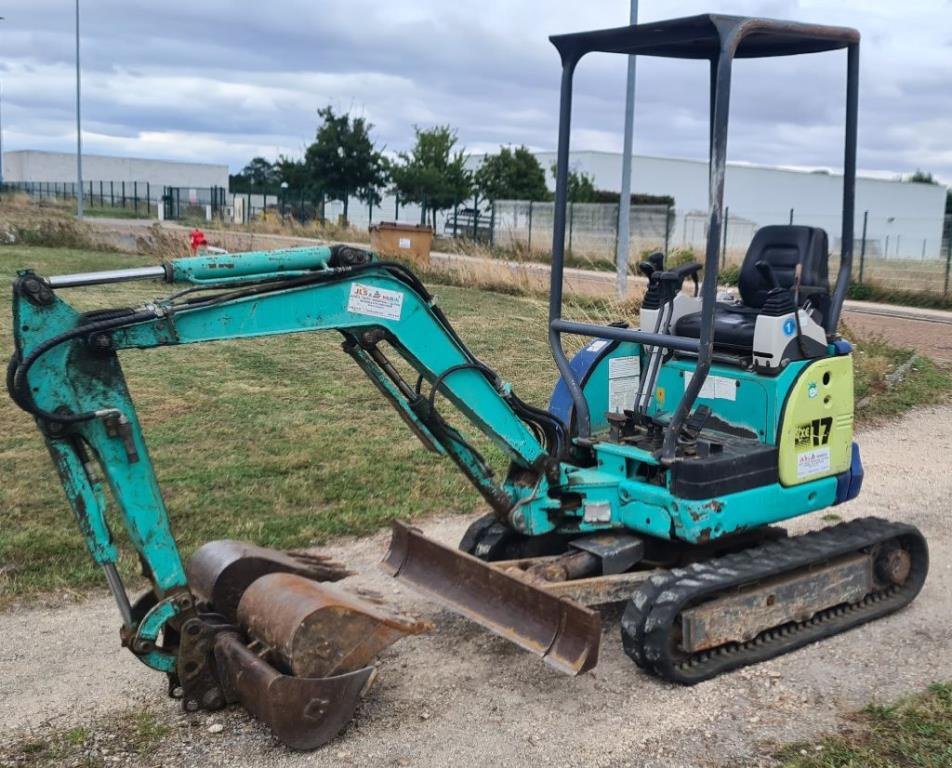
[7,245,560,680]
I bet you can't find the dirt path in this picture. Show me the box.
[2,405,951,767]
[842,308,952,362]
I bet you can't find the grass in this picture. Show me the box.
[2,709,172,767]
[850,332,952,420]
[0,244,948,603]
[82,204,155,220]
[848,281,952,312]
[775,682,952,768]
[0,244,613,601]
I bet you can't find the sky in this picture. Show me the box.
[2,0,951,183]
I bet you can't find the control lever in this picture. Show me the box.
[678,404,712,454]
[754,260,781,290]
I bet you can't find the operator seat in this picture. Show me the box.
[675,225,830,356]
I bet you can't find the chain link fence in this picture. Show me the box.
[492,200,952,296]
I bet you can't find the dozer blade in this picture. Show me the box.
[187,539,352,622]
[382,520,601,675]
[213,631,374,751]
[238,572,430,677]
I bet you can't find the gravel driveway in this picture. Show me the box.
[2,404,950,768]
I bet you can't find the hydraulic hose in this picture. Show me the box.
[9,308,159,424]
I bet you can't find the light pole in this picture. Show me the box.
[0,17,6,190]
[615,0,639,298]
[0,81,5,189]
[75,0,83,218]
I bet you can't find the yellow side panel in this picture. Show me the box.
[778,356,854,486]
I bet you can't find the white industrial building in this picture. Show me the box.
[529,151,947,260]
[2,150,229,193]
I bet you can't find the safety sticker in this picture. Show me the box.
[683,371,737,401]
[586,339,609,353]
[583,500,612,523]
[797,446,831,478]
[347,282,405,321]
[608,355,640,413]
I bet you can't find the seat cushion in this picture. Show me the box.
[675,304,758,355]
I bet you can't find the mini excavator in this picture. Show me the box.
[7,13,929,750]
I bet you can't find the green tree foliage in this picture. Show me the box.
[304,106,388,222]
[390,125,473,227]
[230,157,279,192]
[590,190,675,207]
[550,164,598,203]
[908,169,938,184]
[274,155,309,191]
[475,146,550,201]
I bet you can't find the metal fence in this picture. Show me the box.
[491,200,952,296]
[3,180,159,216]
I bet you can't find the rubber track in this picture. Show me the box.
[621,517,929,684]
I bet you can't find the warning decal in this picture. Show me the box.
[608,355,641,413]
[683,371,737,401]
[347,282,405,321]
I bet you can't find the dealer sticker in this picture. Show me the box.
[797,446,831,478]
[347,282,405,321]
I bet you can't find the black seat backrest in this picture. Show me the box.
[737,225,829,309]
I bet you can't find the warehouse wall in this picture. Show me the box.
[528,151,947,260]
[2,150,228,190]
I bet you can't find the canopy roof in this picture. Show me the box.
[549,14,859,62]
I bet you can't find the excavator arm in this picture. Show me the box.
[8,245,568,664]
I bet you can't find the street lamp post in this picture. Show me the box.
[615,0,639,298]
[75,0,83,218]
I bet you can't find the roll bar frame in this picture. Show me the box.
[546,14,860,462]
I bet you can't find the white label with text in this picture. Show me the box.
[347,283,405,321]
[608,355,641,413]
[796,447,831,478]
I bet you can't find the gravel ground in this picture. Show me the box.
[2,404,951,768]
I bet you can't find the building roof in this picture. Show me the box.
[549,14,859,62]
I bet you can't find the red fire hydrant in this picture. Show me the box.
[189,228,208,255]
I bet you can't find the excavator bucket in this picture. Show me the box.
[382,521,601,675]
[186,541,429,750]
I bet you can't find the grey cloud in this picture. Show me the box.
[0,0,949,184]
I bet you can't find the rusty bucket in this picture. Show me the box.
[186,540,428,750]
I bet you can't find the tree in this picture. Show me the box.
[390,125,473,227]
[304,106,387,223]
[908,169,939,184]
[275,155,309,191]
[549,164,598,203]
[475,146,550,201]
[230,156,279,191]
